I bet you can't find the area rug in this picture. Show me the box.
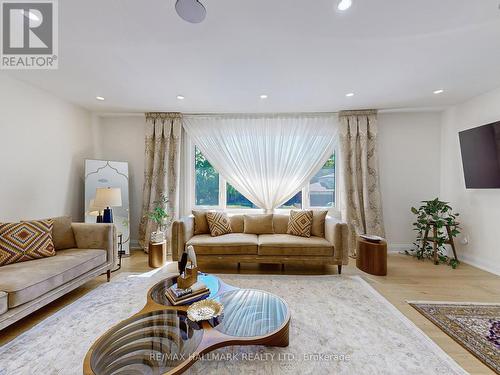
[410,301,500,374]
[0,270,467,375]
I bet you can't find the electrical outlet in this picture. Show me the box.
[460,235,469,245]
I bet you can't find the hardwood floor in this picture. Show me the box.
[1,251,499,374]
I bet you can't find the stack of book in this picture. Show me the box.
[165,281,210,306]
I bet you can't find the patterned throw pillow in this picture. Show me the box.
[0,219,56,266]
[206,212,232,237]
[287,210,314,238]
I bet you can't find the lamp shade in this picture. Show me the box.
[87,199,101,216]
[94,187,122,208]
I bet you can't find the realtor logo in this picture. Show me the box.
[1,0,58,69]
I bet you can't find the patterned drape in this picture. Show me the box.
[339,110,385,256]
[138,112,182,252]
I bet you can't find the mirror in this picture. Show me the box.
[84,159,130,255]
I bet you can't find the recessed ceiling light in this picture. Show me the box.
[433,89,444,95]
[345,92,355,97]
[337,0,352,11]
[177,95,185,100]
[96,96,105,101]
[260,94,268,99]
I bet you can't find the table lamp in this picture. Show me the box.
[94,187,122,223]
[88,198,106,223]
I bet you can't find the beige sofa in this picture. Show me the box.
[0,219,117,330]
[171,213,349,273]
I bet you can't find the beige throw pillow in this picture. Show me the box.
[206,212,232,237]
[311,210,328,238]
[192,210,210,235]
[287,210,313,238]
[243,214,274,234]
[48,216,76,250]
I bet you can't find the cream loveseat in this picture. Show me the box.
[0,217,117,330]
[171,213,349,273]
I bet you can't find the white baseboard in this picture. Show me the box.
[458,253,500,276]
[130,239,141,250]
[388,243,413,253]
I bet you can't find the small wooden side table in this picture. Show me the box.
[148,241,167,268]
[356,237,387,276]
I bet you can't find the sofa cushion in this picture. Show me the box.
[229,215,244,233]
[273,214,289,234]
[287,210,313,238]
[0,248,106,308]
[50,216,77,250]
[0,219,56,266]
[192,210,210,235]
[244,214,274,234]
[258,234,333,256]
[0,291,7,314]
[186,234,258,255]
[206,212,232,237]
[311,210,328,238]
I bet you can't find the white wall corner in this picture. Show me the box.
[388,243,413,253]
[90,113,103,159]
[130,239,141,250]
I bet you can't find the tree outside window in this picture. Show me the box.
[194,148,335,210]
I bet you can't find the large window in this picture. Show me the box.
[226,183,256,208]
[278,192,302,209]
[195,147,219,206]
[309,154,335,208]
[194,148,336,211]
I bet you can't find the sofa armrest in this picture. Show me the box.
[171,216,195,261]
[325,216,349,265]
[71,223,117,269]
[0,291,7,315]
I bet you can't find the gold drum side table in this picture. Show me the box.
[149,241,167,268]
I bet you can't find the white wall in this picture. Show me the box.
[440,87,500,275]
[95,115,145,246]
[378,112,442,250]
[0,75,94,222]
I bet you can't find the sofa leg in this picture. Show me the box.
[237,262,241,270]
[281,263,285,271]
[106,270,111,282]
[337,265,342,275]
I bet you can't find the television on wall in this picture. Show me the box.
[459,120,500,189]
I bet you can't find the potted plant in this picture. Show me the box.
[407,198,460,268]
[147,193,169,243]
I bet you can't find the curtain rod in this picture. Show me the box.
[183,111,339,117]
[96,106,444,118]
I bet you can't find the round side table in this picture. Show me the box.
[356,237,387,276]
[148,241,167,268]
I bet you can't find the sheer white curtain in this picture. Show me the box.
[183,114,338,212]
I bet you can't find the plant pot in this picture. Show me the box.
[151,230,165,243]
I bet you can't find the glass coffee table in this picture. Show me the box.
[84,274,290,375]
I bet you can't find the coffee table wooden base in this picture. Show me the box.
[83,274,290,375]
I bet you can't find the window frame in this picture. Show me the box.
[187,137,339,216]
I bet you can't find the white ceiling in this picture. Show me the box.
[5,0,500,113]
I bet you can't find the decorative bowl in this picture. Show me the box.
[187,299,224,322]
[360,234,384,243]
